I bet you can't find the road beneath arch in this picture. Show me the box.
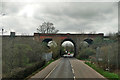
[30,58,107,80]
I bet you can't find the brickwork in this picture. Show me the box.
[34,33,104,56]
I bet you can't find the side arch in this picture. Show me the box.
[84,38,93,45]
[42,38,52,43]
[42,38,52,48]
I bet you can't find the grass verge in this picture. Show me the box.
[24,59,56,80]
[85,62,120,80]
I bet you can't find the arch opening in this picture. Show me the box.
[84,38,93,45]
[60,39,76,57]
[42,38,57,48]
[42,38,52,43]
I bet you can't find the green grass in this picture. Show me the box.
[24,59,56,80]
[26,63,35,67]
[85,62,120,80]
[77,57,91,61]
[42,59,55,68]
[82,58,91,61]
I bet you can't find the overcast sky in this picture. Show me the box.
[0,0,119,35]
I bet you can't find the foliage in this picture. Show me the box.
[82,32,119,76]
[25,59,56,79]
[85,62,119,80]
[78,32,119,75]
[49,45,60,59]
[60,46,65,56]
[14,44,31,67]
[95,42,118,71]
[80,41,89,48]
[92,37,104,48]
[85,34,119,71]
[2,37,48,78]
[3,61,45,79]
[37,22,59,33]
[77,47,96,60]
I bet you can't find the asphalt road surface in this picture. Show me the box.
[46,58,74,80]
[30,58,107,80]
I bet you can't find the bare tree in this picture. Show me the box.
[37,22,59,33]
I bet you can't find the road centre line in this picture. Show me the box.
[69,58,76,80]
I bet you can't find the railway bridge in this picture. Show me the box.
[34,33,104,56]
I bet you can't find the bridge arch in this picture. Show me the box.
[84,38,93,45]
[42,38,52,43]
[42,38,57,48]
[60,38,76,57]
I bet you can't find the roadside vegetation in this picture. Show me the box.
[25,59,56,80]
[85,62,119,80]
[2,36,60,79]
[2,22,60,79]
[76,32,120,79]
[49,45,60,60]
[2,37,47,78]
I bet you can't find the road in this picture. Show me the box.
[30,58,107,80]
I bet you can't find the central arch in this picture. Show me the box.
[60,38,76,57]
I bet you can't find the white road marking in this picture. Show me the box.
[72,69,74,74]
[74,76,76,80]
[44,58,62,80]
[71,65,73,68]
[69,58,76,80]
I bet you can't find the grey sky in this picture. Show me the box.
[0,0,118,35]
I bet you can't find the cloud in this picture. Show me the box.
[0,2,118,35]
[2,0,120,2]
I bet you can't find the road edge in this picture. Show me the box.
[44,58,62,79]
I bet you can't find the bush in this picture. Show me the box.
[2,60,45,79]
[13,44,32,67]
[95,42,118,71]
[49,46,60,60]
[77,48,96,60]
[2,37,48,78]
[85,62,119,79]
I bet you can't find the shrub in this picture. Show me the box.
[96,42,118,71]
[49,46,60,60]
[2,37,48,78]
[2,60,45,79]
[77,48,96,60]
[85,62,119,79]
[13,44,32,67]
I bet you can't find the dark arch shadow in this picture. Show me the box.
[42,38,52,43]
[84,39,93,45]
[42,38,52,48]
[60,38,76,57]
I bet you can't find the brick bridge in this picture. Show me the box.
[34,33,104,56]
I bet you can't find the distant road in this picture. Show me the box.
[30,58,107,80]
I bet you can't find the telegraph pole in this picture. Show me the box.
[2,28,4,36]
[1,13,6,36]
[1,28,7,36]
